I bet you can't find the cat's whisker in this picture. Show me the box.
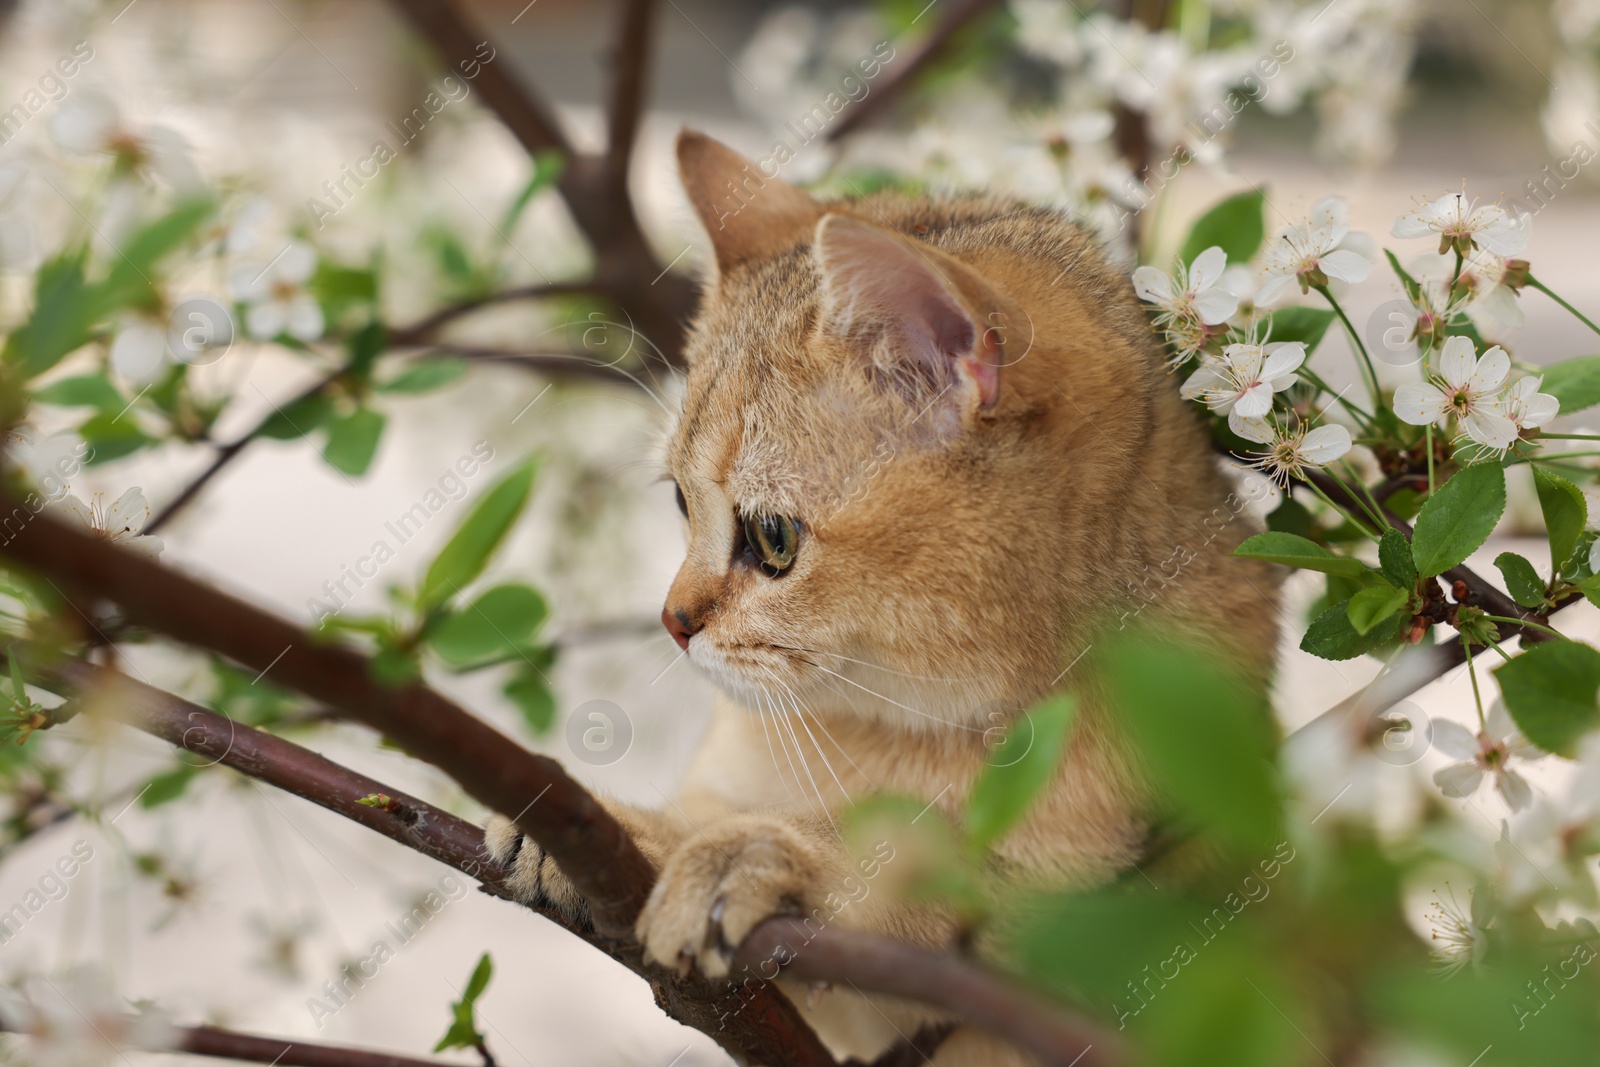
[760,685,823,822]
[752,698,799,808]
[802,660,985,733]
[767,668,851,810]
[769,643,979,684]
[767,682,832,827]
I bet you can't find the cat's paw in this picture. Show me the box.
[636,815,821,979]
[483,815,590,924]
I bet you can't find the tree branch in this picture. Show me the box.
[0,1015,477,1067]
[147,364,348,535]
[825,0,1006,143]
[603,0,657,196]
[0,495,655,940]
[400,344,655,390]
[383,0,697,368]
[387,283,600,347]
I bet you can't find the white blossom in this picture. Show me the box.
[1393,336,1517,453]
[1131,245,1239,364]
[229,242,324,341]
[1502,374,1559,436]
[108,319,169,385]
[1431,701,1547,812]
[52,489,164,558]
[1180,339,1305,421]
[1392,191,1531,258]
[49,92,201,192]
[1244,422,1353,487]
[0,971,175,1067]
[1257,196,1373,305]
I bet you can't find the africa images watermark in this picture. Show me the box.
[306,871,470,1028]
[0,437,95,549]
[715,838,896,1031]
[305,40,497,230]
[707,40,896,232]
[1112,40,1297,234]
[1110,839,1297,1030]
[0,41,96,146]
[0,840,95,945]
[306,439,496,623]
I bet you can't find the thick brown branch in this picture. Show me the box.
[28,656,836,1067]
[744,920,1125,1067]
[34,657,1123,1067]
[604,0,657,195]
[383,0,696,368]
[826,0,1006,142]
[0,496,654,939]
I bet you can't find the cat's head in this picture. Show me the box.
[659,131,1149,729]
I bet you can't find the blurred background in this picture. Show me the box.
[1,0,1599,1064]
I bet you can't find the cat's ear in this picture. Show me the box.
[677,129,823,273]
[813,213,1003,412]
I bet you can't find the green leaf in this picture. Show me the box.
[1541,356,1600,414]
[426,584,548,670]
[95,198,214,313]
[1302,597,1399,660]
[370,643,420,688]
[1265,307,1335,351]
[420,460,537,609]
[504,668,556,734]
[499,149,566,235]
[1494,641,1600,757]
[1378,528,1416,590]
[964,695,1075,852]
[1534,466,1587,573]
[378,358,468,395]
[308,262,378,317]
[1233,532,1369,577]
[1409,464,1506,577]
[1106,639,1278,847]
[322,407,386,476]
[1178,190,1266,267]
[140,765,199,808]
[1346,583,1409,636]
[3,251,95,378]
[257,393,334,440]
[1384,249,1423,303]
[346,321,388,378]
[1583,573,1600,609]
[1494,551,1548,609]
[33,373,125,412]
[435,953,493,1053]
[78,411,153,464]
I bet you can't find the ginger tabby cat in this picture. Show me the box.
[486,130,1282,1064]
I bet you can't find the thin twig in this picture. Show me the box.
[387,282,599,346]
[826,0,1006,142]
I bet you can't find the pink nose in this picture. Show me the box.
[662,608,698,651]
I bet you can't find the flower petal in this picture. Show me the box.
[1434,759,1486,799]
[1260,343,1307,382]
[1438,335,1478,389]
[1193,287,1239,326]
[1180,364,1225,401]
[1188,246,1227,290]
[1229,412,1275,444]
[1318,248,1371,285]
[1393,382,1448,426]
[103,488,150,537]
[1233,382,1275,418]
[1430,719,1481,759]
[1463,409,1518,450]
[1468,346,1511,394]
[1132,266,1173,306]
[1496,768,1534,812]
[1299,424,1352,464]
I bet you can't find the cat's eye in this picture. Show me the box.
[741,513,800,576]
[674,482,688,517]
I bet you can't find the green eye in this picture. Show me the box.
[742,513,800,576]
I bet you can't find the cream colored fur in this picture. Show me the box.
[485,131,1283,1064]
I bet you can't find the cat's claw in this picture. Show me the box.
[636,817,818,979]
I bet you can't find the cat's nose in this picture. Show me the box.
[662,607,700,651]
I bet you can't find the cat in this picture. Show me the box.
[485,130,1283,1065]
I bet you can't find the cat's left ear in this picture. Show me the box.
[813,213,1004,413]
